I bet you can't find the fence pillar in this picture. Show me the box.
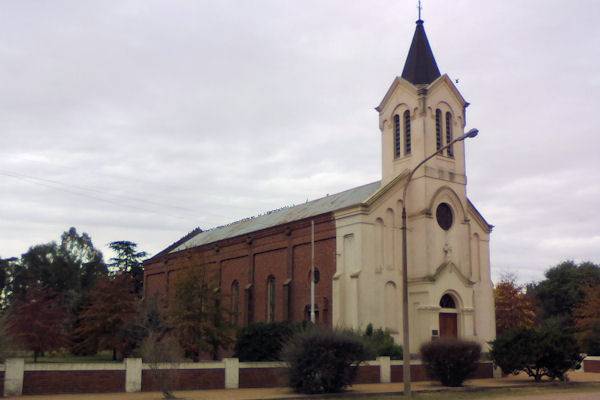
[4,358,25,397]
[125,358,142,392]
[377,356,391,383]
[224,358,239,389]
[493,365,503,379]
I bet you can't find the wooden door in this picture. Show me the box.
[439,313,458,338]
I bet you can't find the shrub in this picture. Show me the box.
[490,321,584,382]
[420,339,481,387]
[234,322,304,361]
[362,323,403,360]
[283,328,370,394]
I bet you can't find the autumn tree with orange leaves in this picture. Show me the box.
[75,273,141,360]
[494,274,536,336]
[574,285,600,355]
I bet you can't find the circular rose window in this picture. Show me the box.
[436,203,454,231]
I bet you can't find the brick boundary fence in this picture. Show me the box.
[583,356,600,373]
[0,356,538,397]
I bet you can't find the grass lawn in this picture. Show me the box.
[332,383,600,400]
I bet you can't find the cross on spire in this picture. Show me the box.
[418,0,422,21]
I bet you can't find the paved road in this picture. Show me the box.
[496,392,600,400]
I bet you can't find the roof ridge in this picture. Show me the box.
[152,180,381,257]
[193,180,381,236]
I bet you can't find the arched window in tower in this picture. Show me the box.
[266,276,276,322]
[446,112,454,157]
[403,110,411,155]
[231,281,240,324]
[435,109,443,152]
[393,114,401,158]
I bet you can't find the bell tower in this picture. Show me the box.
[376,18,469,187]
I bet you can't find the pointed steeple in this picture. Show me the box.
[401,19,441,85]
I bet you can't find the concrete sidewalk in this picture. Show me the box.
[6,371,600,400]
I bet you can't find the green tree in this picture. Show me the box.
[108,241,147,295]
[168,267,234,361]
[9,228,107,304]
[0,257,18,309]
[527,260,600,322]
[60,227,107,293]
[490,320,583,382]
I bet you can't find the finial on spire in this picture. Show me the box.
[417,0,422,21]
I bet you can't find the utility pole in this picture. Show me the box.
[310,220,316,323]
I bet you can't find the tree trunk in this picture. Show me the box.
[34,350,38,363]
[112,348,117,361]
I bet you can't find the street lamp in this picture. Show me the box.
[400,128,479,396]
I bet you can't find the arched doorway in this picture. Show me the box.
[439,294,458,338]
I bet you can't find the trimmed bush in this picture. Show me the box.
[363,323,403,360]
[420,339,481,387]
[283,328,370,394]
[233,322,304,361]
[490,321,584,382]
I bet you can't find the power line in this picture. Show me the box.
[0,169,200,215]
[0,170,205,221]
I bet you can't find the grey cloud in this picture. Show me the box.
[1,0,599,283]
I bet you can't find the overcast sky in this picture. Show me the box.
[1,0,599,283]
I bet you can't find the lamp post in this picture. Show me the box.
[400,128,479,396]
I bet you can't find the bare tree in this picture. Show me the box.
[141,332,185,399]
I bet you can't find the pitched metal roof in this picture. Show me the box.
[401,19,441,85]
[169,181,381,253]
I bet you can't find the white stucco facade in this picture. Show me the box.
[331,73,495,353]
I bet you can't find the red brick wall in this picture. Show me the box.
[584,359,600,373]
[355,365,380,383]
[239,367,288,388]
[254,248,287,322]
[143,213,337,331]
[141,369,224,391]
[22,370,125,395]
[472,362,494,378]
[221,255,250,324]
[391,363,493,382]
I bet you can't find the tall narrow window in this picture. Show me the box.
[266,276,276,322]
[231,281,240,324]
[435,109,443,152]
[393,114,401,158]
[446,112,454,157]
[403,110,411,155]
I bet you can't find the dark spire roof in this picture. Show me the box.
[401,19,441,85]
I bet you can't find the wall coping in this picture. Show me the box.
[585,356,600,361]
[25,363,126,371]
[390,360,423,366]
[141,361,224,370]
[239,361,287,368]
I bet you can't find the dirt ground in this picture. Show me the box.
[6,371,600,400]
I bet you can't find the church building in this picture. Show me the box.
[143,17,496,351]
